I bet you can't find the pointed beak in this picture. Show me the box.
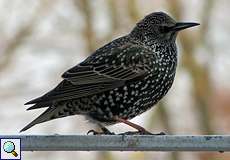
[172,22,200,32]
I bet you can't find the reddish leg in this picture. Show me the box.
[114,116,165,135]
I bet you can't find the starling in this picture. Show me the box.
[21,12,199,134]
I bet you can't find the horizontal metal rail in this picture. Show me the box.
[0,135,229,152]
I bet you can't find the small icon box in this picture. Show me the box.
[1,138,21,160]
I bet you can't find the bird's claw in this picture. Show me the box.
[87,129,115,135]
[87,129,100,135]
[156,132,166,135]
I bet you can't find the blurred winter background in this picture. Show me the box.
[0,0,230,160]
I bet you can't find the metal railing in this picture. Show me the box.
[0,135,229,152]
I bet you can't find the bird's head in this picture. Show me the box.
[130,12,199,43]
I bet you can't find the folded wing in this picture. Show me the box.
[26,43,151,108]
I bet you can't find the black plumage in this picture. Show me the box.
[21,12,199,133]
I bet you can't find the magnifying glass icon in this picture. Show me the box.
[3,141,18,157]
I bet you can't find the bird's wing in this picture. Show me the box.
[61,64,148,85]
[61,41,153,84]
[25,43,153,105]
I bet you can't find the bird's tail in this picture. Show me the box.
[20,102,80,132]
[20,107,57,132]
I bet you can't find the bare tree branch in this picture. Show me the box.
[0,0,54,71]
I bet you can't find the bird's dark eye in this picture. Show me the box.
[159,26,170,33]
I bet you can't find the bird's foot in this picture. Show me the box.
[154,131,166,135]
[119,131,166,135]
[87,127,115,135]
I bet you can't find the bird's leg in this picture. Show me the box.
[114,116,165,135]
[100,127,115,135]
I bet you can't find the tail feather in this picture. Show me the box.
[21,102,79,132]
[26,102,51,110]
[20,107,56,132]
[25,96,47,105]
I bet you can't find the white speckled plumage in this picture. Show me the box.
[21,12,199,132]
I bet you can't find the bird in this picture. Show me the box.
[21,12,199,134]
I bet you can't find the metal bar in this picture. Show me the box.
[0,135,229,152]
